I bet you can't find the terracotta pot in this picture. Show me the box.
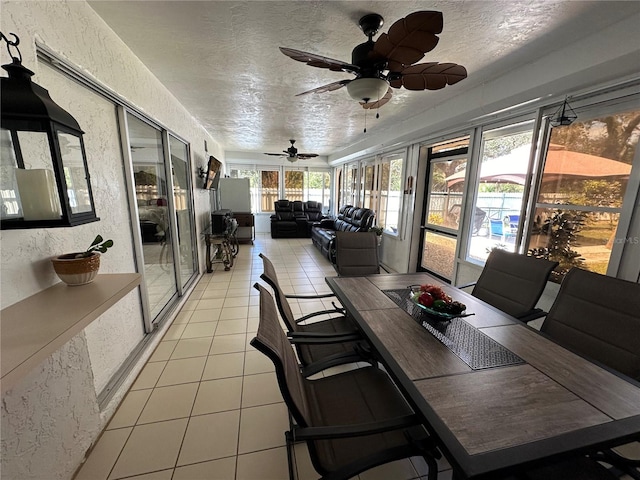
[51,252,100,286]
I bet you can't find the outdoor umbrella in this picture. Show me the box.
[446,144,631,189]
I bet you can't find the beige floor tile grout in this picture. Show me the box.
[84,235,440,480]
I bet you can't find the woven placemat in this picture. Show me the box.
[383,288,524,370]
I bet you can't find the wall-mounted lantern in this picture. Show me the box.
[0,32,99,229]
[550,97,578,127]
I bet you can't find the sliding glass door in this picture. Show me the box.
[126,114,177,320]
[418,137,470,281]
[169,135,197,290]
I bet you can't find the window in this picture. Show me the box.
[306,171,330,210]
[467,122,534,262]
[527,107,639,281]
[229,167,279,213]
[378,154,403,233]
[284,169,330,209]
[336,153,404,233]
[284,170,303,200]
[360,163,376,210]
[340,163,359,208]
[230,166,330,213]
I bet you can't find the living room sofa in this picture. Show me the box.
[311,205,375,262]
[270,200,326,238]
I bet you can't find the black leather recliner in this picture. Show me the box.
[304,201,325,236]
[271,200,326,238]
[270,200,299,238]
[311,205,375,262]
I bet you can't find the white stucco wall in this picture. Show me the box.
[0,2,223,479]
[1,335,100,480]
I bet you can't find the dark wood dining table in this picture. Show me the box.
[325,272,640,479]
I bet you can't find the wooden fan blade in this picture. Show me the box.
[297,153,319,159]
[295,79,351,96]
[280,47,359,73]
[360,88,393,109]
[393,62,467,90]
[264,153,286,156]
[373,11,443,71]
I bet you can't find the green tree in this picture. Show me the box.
[481,132,532,160]
[567,179,622,208]
[528,209,586,282]
[550,111,640,164]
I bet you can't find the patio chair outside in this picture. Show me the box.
[250,284,440,480]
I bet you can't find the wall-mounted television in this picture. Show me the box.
[204,155,222,189]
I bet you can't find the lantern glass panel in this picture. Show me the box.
[19,131,51,169]
[0,128,20,219]
[6,129,62,221]
[58,132,92,214]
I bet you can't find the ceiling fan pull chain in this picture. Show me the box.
[364,107,368,133]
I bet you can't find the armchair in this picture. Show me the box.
[304,200,325,236]
[270,199,299,238]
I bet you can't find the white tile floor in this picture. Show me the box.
[76,235,447,480]
[75,234,638,480]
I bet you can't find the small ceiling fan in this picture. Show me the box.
[264,139,319,163]
[280,11,467,110]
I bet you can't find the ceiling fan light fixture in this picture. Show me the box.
[346,77,389,102]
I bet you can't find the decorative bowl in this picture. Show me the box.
[408,286,470,320]
[51,252,100,286]
[409,294,460,320]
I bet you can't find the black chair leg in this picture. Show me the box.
[285,430,297,480]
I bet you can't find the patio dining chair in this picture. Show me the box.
[258,255,370,375]
[541,267,640,382]
[524,268,640,480]
[259,253,352,329]
[461,248,558,322]
[334,231,380,276]
[250,284,441,480]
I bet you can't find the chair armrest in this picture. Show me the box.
[285,292,336,300]
[294,309,348,324]
[290,414,421,441]
[301,352,369,377]
[319,218,335,229]
[515,308,548,323]
[592,447,640,479]
[288,332,361,343]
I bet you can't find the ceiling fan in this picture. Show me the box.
[264,139,319,163]
[280,11,467,110]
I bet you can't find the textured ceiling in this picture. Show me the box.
[88,1,636,159]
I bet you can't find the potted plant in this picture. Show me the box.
[51,235,114,286]
[370,226,384,246]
